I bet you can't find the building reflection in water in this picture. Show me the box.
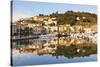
[12,37,97,59]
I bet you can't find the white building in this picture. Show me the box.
[43,17,57,25]
[84,28,92,33]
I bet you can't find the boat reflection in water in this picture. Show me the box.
[11,37,97,66]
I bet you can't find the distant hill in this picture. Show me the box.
[14,11,97,26]
[49,11,97,25]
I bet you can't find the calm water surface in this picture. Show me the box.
[11,37,97,66]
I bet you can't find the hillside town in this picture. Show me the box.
[11,12,97,40]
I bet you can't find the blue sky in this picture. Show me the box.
[12,1,97,22]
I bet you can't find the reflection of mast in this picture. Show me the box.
[69,39,74,45]
[56,55,58,59]
[56,37,59,59]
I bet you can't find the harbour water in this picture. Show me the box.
[11,37,97,66]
